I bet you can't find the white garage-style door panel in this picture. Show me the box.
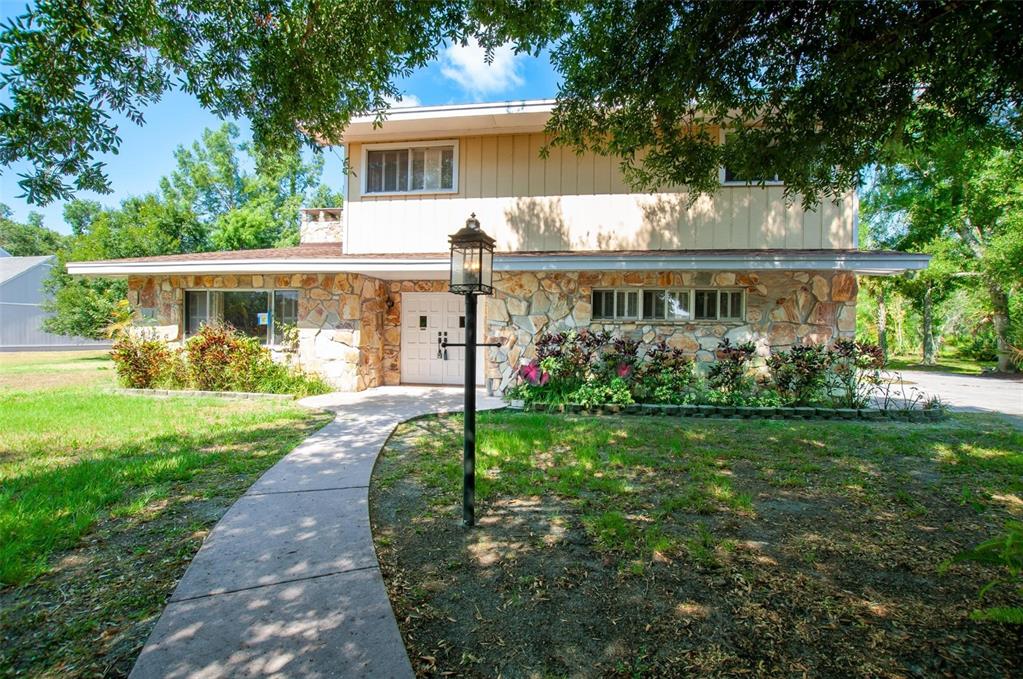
[400,292,484,386]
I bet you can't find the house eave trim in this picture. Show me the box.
[497,252,931,275]
[66,258,452,279]
[67,251,929,279]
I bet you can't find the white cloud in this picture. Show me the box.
[384,93,422,108]
[440,39,525,99]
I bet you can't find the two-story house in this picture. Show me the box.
[68,100,929,392]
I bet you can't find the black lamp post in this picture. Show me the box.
[445,213,496,527]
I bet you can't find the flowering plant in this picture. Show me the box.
[519,360,550,386]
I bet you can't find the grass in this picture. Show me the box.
[887,350,996,375]
[0,352,332,676]
[371,411,1023,677]
[0,349,115,390]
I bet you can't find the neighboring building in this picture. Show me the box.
[68,100,928,391]
[1,253,109,351]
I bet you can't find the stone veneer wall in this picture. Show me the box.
[483,270,857,391]
[127,273,389,391]
[127,269,856,394]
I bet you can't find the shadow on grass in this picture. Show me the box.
[1,417,328,586]
[371,412,1023,677]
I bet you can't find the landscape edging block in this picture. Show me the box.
[515,401,946,422]
[111,387,296,401]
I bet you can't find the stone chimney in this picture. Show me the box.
[300,207,343,246]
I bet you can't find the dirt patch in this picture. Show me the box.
[370,413,1023,677]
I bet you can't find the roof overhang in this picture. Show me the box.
[67,256,453,280]
[339,100,555,144]
[67,250,928,280]
[500,251,930,276]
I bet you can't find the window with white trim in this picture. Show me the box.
[719,131,781,185]
[642,290,692,321]
[592,289,639,320]
[364,141,457,195]
[184,289,299,345]
[693,289,744,321]
[592,288,744,322]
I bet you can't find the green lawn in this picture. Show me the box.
[0,349,116,390]
[0,353,332,676]
[372,411,1023,677]
[887,350,996,375]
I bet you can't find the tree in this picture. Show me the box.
[41,274,126,340]
[857,276,896,359]
[160,123,338,249]
[892,241,962,365]
[865,121,1023,371]
[61,200,103,236]
[41,123,342,337]
[3,2,1020,206]
[0,204,66,255]
[42,195,193,339]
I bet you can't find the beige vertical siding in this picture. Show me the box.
[345,135,856,254]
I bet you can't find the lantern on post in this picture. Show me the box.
[448,212,495,295]
[444,213,496,527]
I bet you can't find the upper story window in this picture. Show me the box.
[363,140,458,195]
[592,288,744,323]
[719,131,781,185]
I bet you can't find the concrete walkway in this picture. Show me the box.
[893,369,1022,423]
[130,386,504,679]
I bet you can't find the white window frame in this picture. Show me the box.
[642,288,693,322]
[592,287,746,323]
[718,129,783,186]
[361,139,460,197]
[693,288,746,322]
[183,288,300,347]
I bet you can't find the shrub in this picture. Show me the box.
[110,332,174,388]
[707,339,757,396]
[634,340,696,404]
[515,330,612,404]
[767,344,832,406]
[694,381,784,408]
[596,336,641,382]
[568,376,634,407]
[110,324,330,396]
[828,339,886,408]
[505,333,922,411]
[536,329,608,383]
[184,325,330,396]
[184,324,241,391]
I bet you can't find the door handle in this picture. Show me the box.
[437,331,449,360]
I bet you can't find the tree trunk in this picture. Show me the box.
[876,287,888,359]
[922,287,936,365]
[893,300,905,354]
[989,282,1015,373]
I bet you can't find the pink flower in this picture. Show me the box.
[616,363,632,378]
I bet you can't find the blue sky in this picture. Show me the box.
[0,3,560,233]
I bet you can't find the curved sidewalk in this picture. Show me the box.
[130,386,504,679]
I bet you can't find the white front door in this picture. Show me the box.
[400,292,484,385]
